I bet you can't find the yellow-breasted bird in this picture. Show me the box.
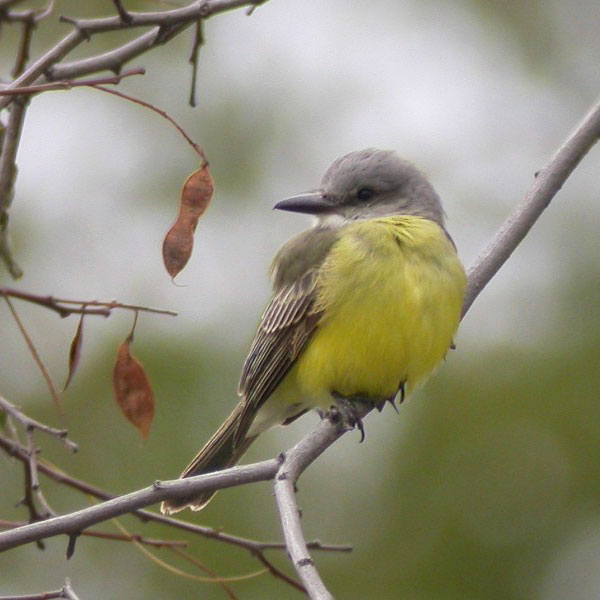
[161,148,467,514]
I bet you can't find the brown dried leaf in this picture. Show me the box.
[63,313,85,391]
[113,329,154,440]
[162,163,214,279]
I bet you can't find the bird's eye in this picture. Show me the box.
[357,188,374,201]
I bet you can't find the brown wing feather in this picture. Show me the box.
[235,269,322,442]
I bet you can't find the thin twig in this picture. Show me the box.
[91,84,206,161]
[253,551,306,593]
[24,429,55,519]
[169,546,240,599]
[0,0,272,110]
[61,579,80,600]
[112,0,132,24]
[188,19,204,107]
[0,393,75,522]
[0,99,27,278]
[0,211,23,279]
[2,295,63,416]
[0,520,188,548]
[0,287,177,318]
[19,453,48,540]
[0,396,77,451]
[0,68,145,96]
[12,13,35,77]
[0,98,27,212]
[0,577,79,600]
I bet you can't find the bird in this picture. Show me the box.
[161,148,467,514]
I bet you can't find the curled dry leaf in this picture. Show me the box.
[162,163,214,279]
[63,312,85,391]
[113,328,154,440]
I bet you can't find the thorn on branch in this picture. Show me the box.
[188,19,204,107]
[66,532,80,559]
[112,0,133,25]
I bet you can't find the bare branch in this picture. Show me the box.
[0,287,177,318]
[0,458,281,552]
[0,99,27,278]
[0,68,145,97]
[273,409,365,599]
[2,295,63,415]
[0,520,188,548]
[188,19,204,106]
[0,30,84,111]
[3,0,55,25]
[462,96,600,316]
[0,577,80,600]
[0,0,269,110]
[11,11,35,77]
[0,433,347,552]
[61,579,80,600]
[0,100,26,210]
[0,395,77,451]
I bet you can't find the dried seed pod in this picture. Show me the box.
[113,320,154,440]
[162,163,214,279]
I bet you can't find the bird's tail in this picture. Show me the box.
[160,402,256,514]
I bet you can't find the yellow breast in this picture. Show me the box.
[289,216,466,406]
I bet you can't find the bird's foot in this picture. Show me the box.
[329,393,375,442]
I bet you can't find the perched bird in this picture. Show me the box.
[161,149,467,514]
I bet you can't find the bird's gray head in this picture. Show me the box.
[274,149,445,227]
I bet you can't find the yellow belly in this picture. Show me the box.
[280,216,466,408]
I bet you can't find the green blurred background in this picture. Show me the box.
[1,0,599,598]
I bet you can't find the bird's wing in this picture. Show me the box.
[236,267,322,442]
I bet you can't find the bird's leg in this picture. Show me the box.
[375,380,406,413]
[329,392,375,442]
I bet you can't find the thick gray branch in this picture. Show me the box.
[274,414,360,600]
[0,459,279,552]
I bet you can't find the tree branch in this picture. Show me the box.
[273,413,362,600]
[0,98,27,278]
[0,578,80,600]
[0,68,145,97]
[0,458,281,552]
[0,396,77,451]
[0,286,177,318]
[0,0,268,110]
[462,96,600,316]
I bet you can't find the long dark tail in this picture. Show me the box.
[160,402,256,514]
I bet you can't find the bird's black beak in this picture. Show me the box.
[273,191,334,215]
